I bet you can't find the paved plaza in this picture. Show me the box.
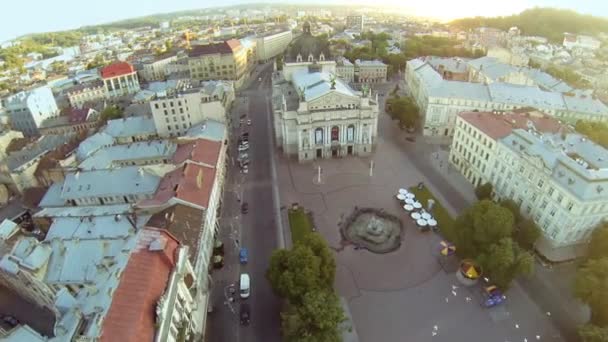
[276,114,566,342]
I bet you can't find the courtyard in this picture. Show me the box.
[276,122,566,341]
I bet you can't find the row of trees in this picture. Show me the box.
[385,93,420,130]
[575,121,608,149]
[342,35,484,76]
[544,66,589,89]
[267,233,345,341]
[450,7,608,43]
[574,224,608,341]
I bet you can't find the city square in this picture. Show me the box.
[277,111,566,341]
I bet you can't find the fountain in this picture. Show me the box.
[341,208,403,253]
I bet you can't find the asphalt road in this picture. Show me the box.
[206,63,282,342]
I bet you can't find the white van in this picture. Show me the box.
[240,273,251,299]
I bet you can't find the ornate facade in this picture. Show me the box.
[273,69,379,162]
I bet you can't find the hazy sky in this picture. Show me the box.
[2,0,608,43]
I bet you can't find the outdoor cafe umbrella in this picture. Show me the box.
[403,204,414,211]
[405,193,415,199]
[439,240,456,256]
[413,201,422,209]
[405,198,415,205]
[427,218,438,227]
[396,193,406,200]
[410,212,421,220]
[398,188,408,195]
[417,219,428,227]
[421,212,432,220]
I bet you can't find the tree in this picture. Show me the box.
[267,234,336,304]
[165,40,173,52]
[474,182,493,200]
[515,218,541,251]
[579,324,608,342]
[575,120,608,149]
[86,54,106,70]
[100,106,123,121]
[499,199,522,223]
[453,200,515,258]
[50,61,67,74]
[574,258,608,326]
[390,97,419,129]
[281,290,345,342]
[588,223,608,260]
[477,238,534,289]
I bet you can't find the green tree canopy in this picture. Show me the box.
[477,238,534,289]
[474,182,493,200]
[453,200,515,258]
[100,106,123,121]
[388,97,419,129]
[450,7,608,43]
[588,223,608,260]
[499,199,522,223]
[267,233,336,304]
[574,257,608,326]
[281,290,346,342]
[515,218,541,251]
[575,121,608,149]
[579,324,608,342]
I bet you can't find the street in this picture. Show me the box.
[206,63,282,342]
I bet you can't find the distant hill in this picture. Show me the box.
[450,7,608,43]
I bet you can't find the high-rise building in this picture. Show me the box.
[346,15,364,32]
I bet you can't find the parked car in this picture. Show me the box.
[247,119,252,126]
[238,144,249,152]
[239,247,248,264]
[240,303,251,326]
[238,153,249,161]
[241,202,249,214]
[240,273,251,298]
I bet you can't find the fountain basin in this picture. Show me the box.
[341,208,403,254]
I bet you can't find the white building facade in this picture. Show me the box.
[256,29,294,62]
[273,70,378,161]
[450,111,608,260]
[4,86,59,136]
[150,81,234,137]
[406,58,608,138]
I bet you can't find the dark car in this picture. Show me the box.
[240,303,251,326]
[241,202,249,214]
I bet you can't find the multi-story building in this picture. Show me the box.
[563,33,601,51]
[486,46,530,67]
[450,110,608,260]
[38,107,100,135]
[406,58,608,138]
[273,69,379,161]
[66,81,107,108]
[100,61,141,98]
[3,86,59,136]
[346,15,364,32]
[255,29,293,62]
[137,53,178,82]
[188,39,253,88]
[425,56,470,81]
[336,57,354,83]
[150,81,234,137]
[354,59,387,83]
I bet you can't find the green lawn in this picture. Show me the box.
[409,185,456,241]
[288,208,312,244]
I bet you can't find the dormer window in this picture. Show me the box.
[296,53,303,62]
[308,54,314,62]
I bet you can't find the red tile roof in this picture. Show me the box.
[188,39,241,57]
[172,139,222,167]
[459,111,563,140]
[141,163,217,209]
[101,229,179,342]
[101,61,136,79]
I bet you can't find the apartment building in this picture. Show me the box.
[255,29,293,62]
[138,53,178,82]
[354,59,387,83]
[406,58,608,138]
[66,81,107,108]
[346,15,364,32]
[336,57,355,82]
[3,86,59,136]
[450,110,608,260]
[188,40,253,88]
[150,81,234,137]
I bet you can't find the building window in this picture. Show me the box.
[315,128,323,145]
[331,126,339,142]
[154,103,159,109]
[537,179,544,188]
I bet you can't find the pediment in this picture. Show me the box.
[308,91,357,109]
